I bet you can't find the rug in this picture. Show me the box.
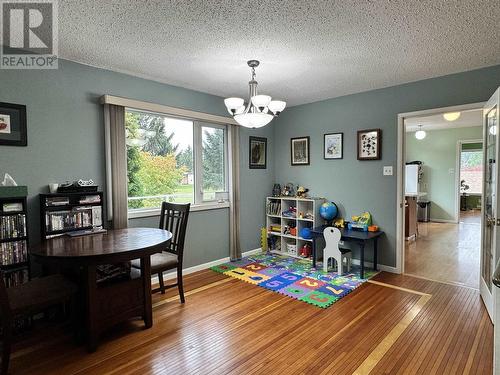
[211,253,377,308]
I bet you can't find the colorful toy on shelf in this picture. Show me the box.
[290,227,297,236]
[348,212,372,232]
[282,183,295,197]
[319,201,339,224]
[272,184,281,197]
[299,227,312,239]
[296,186,309,198]
[269,224,281,233]
[299,243,312,258]
[334,218,345,228]
[282,206,297,218]
[368,225,379,232]
[267,236,280,251]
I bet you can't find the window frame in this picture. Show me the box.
[125,109,230,218]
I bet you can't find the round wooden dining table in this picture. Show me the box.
[30,227,172,352]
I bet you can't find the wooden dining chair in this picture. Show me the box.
[0,273,78,374]
[132,202,190,302]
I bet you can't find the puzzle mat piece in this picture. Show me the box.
[317,285,351,298]
[256,267,287,277]
[278,284,311,299]
[211,263,237,274]
[300,291,339,308]
[294,277,326,290]
[260,272,303,291]
[224,268,270,285]
[242,262,268,272]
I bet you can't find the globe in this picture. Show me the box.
[319,202,338,221]
[299,227,312,239]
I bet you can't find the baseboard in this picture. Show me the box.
[153,247,263,282]
[351,259,398,274]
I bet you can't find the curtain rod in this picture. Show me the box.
[100,95,238,126]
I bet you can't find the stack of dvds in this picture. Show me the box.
[0,214,27,239]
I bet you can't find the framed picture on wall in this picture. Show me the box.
[0,102,27,146]
[249,136,267,169]
[357,128,381,160]
[324,133,343,159]
[291,136,310,166]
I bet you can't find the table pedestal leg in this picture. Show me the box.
[141,256,153,328]
[360,243,365,279]
[85,265,98,352]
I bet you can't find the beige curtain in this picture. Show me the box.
[229,125,242,260]
[104,104,128,229]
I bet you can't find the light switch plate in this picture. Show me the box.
[383,166,393,176]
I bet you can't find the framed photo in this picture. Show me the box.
[0,102,27,146]
[324,133,343,159]
[291,136,310,166]
[357,129,381,160]
[249,136,267,169]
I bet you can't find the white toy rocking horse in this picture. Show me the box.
[323,227,352,274]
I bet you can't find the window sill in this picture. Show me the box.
[128,202,230,219]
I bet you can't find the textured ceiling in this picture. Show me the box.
[59,0,500,106]
[405,109,482,132]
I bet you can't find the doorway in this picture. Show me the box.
[395,103,485,283]
[401,108,483,288]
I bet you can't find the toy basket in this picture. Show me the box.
[286,243,297,256]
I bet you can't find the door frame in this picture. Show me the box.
[396,102,485,274]
[455,139,483,223]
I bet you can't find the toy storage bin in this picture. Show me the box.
[285,241,297,256]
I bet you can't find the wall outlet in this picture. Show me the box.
[383,166,393,176]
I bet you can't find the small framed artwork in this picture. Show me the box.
[249,136,267,169]
[291,136,310,166]
[324,132,343,159]
[357,128,381,160]
[0,102,27,146]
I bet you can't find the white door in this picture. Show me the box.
[480,87,499,321]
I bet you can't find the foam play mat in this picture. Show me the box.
[211,253,377,308]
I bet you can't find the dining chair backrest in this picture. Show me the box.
[159,202,191,259]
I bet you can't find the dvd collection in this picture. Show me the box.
[0,214,27,240]
[0,240,27,266]
[45,209,93,231]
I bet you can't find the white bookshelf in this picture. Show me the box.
[266,196,325,259]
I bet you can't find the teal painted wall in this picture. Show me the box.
[406,126,483,221]
[273,65,500,268]
[0,59,273,268]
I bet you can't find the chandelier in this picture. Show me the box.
[224,60,286,128]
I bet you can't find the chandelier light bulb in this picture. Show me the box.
[415,125,426,140]
[224,97,244,114]
[443,112,461,121]
[251,95,272,111]
[268,100,287,115]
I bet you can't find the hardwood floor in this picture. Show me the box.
[10,269,492,374]
[405,211,481,288]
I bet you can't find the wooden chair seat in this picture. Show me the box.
[7,274,78,317]
[131,252,178,274]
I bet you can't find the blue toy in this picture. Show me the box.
[299,227,312,239]
[319,202,338,222]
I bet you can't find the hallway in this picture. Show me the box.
[405,210,481,288]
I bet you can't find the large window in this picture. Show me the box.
[460,148,483,195]
[125,110,228,212]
